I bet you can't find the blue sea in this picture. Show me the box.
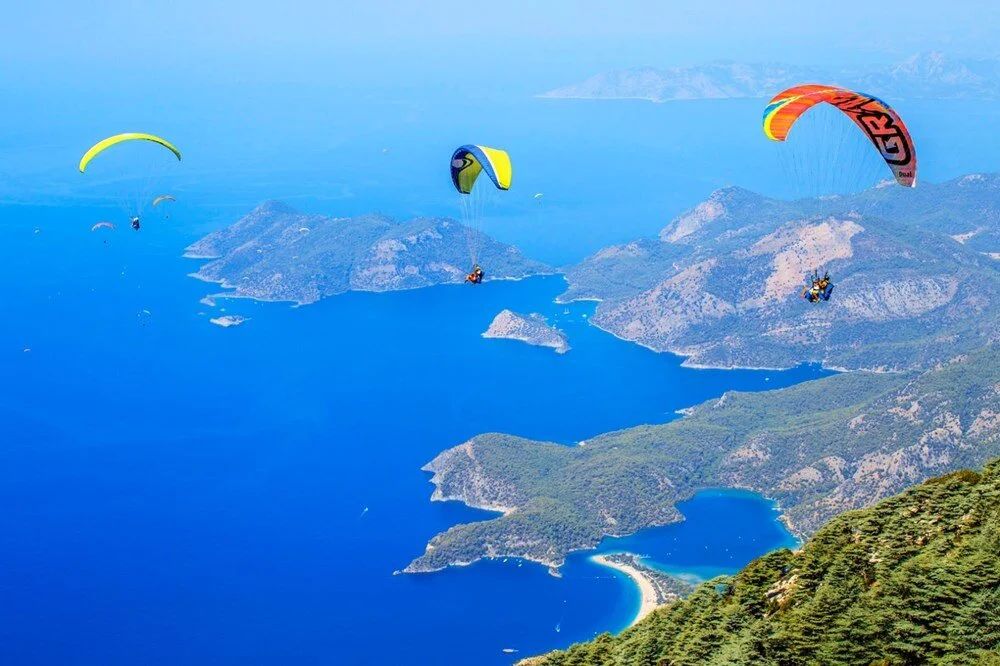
[2,87,997,664]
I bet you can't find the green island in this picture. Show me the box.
[185,201,551,305]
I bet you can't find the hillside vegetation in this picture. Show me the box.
[524,459,1000,666]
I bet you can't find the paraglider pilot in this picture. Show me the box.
[466,265,484,284]
[131,216,141,231]
[802,270,834,303]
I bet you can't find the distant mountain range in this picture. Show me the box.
[185,201,550,304]
[539,52,1000,102]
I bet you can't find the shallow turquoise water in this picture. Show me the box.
[594,488,800,584]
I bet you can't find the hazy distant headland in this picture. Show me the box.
[539,52,1000,102]
[185,201,551,304]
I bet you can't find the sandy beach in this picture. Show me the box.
[591,554,661,627]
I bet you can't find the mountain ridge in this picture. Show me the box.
[563,174,1000,371]
[539,52,1000,103]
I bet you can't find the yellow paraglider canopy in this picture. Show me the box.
[79,133,181,173]
[450,145,512,194]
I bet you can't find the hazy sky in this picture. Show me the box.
[3,1,1000,249]
[5,0,999,92]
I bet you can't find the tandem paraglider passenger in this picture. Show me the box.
[466,265,484,284]
[802,270,834,303]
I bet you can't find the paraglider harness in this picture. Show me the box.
[131,216,141,231]
[802,269,834,303]
[466,265,484,284]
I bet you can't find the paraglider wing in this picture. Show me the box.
[762,85,916,187]
[450,145,512,194]
[79,133,182,173]
[761,84,836,141]
[450,144,512,268]
[91,221,115,231]
[152,194,176,207]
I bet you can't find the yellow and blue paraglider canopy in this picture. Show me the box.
[450,145,512,194]
[79,133,182,173]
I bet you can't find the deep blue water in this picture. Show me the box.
[0,205,824,665]
[2,91,995,664]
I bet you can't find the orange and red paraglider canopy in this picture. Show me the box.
[763,85,917,187]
